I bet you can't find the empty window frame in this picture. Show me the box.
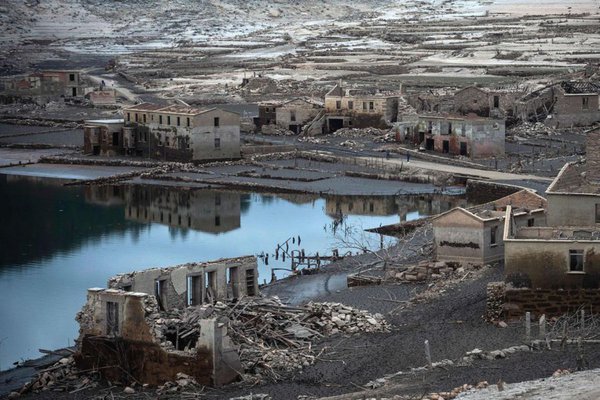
[186,117,190,127]
[336,100,341,110]
[369,101,374,111]
[214,117,220,127]
[214,138,221,148]
[348,100,354,110]
[167,115,171,125]
[159,115,163,124]
[527,218,535,227]
[186,274,202,306]
[177,116,180,126]
[290,111,296,122]
[583,97,590,110]
[143,114,146,123]
[106,301,119,336]
[493,95,500,108]
[155,279,168,310]
[569,249,584,272]
[490,226,498,246]
[596,204,600,223]
[69,73,75,81]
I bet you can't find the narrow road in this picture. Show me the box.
[361,156,554,183]
[86,73,140,102]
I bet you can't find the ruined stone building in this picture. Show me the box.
[108,256,259,309]
[514,81,600,127]
[0,70,85,104]
[75,288,241,386]
[83,103,241,161]
[255,98,323,134]
[85,89,117,106]
[123,103,241,161]
[433,190,547,265]
[398,113,505,158]
[323,83,399,132]
[406,84,524,119]
[83,119,131,156]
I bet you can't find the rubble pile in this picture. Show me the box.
[509,122,558,138]
[297,137,329,144]
[373,131,398,143]
[15,355,98,396]
[159,297,389,382]
[340,139,364,149]
[261,124,296,136]
[332,127,388,138]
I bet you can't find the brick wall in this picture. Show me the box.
[465,180,520,205]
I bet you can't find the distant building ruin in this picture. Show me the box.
[255,98,323,134]
[83,103,241,162]
[0,70,86,104]
[323,83,399,133]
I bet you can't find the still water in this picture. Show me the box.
[0,174,465,369]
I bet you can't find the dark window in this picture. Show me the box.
[167,116,171,125]
[336,100,341,110]
[122,285,132,292]
[215,216,221,226]
[447,122,452,135]
[369,101,374,111]
[493,95,500,108]
[583,97,590,110]
[215,194,221,206]
[569,249,584,272]
[214,117,220,127]
[490,226,498,246]
[69,73,75,81]
[187,117,190,127]
[363,102,367,110]
[106,301,119,336]
[428,121,433,134]
[348,101,353,110]
[127,113,131,122]
[527,218,535,227]
[159,115,163,124]
[112,132,119,146]
[214,138,221,148]
[177,116,180,126]
[596,204,600,223]
[143,114,146,123]
[135,113,138,122]
[290,111,296,122]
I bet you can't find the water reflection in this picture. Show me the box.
[325,194,467,219]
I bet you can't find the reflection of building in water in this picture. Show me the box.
[84,185,241,234]
[326,194,467,220]
[83,185,127,207]
[397,195,468,221]
[124,187,241,234]
[326,195,399,217]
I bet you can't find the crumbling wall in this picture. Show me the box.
[434,210,485,263]
[546,192,600,226]
[75,288,240,386]
[108,256,259,310]
[465,180,520,205]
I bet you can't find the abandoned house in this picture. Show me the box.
[108,256,259,310]
[451,85,524,119]
[398,113,505,158]
[503,204,600,291]
[85,89,117,106]
[432,190,547,265]
[83,119,132,156]
[545,128,600,226]
[323,83,399,133]
[514,81,600,127]
[75,288,241,386]
[0,70,85,104]
[121,103,241,161]
[255,98,323,134]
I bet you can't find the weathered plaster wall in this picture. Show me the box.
[546,193,600,226]
[505,240,600,289]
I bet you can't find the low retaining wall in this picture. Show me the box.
[486,282,600,320]
[241,144,296,156]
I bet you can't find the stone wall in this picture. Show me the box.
[486,282,600,319]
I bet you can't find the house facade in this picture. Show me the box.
[433,190,547,264]
[1,70,85,103]
[123,103,240,161]
[400,114,505,158]
[324,84,399,132]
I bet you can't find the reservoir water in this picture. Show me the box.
[0,173,465,369]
